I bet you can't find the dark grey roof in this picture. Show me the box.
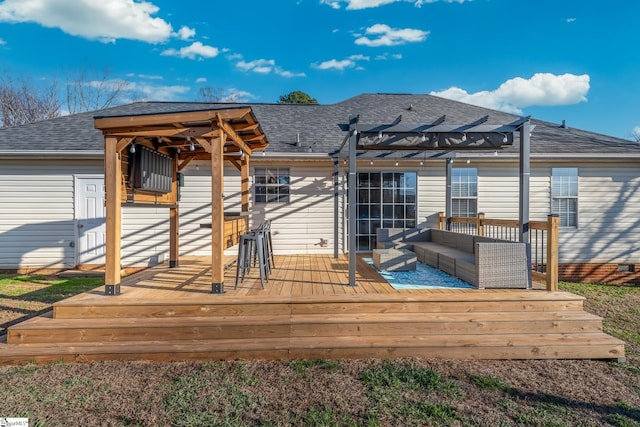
[0,93,637,157]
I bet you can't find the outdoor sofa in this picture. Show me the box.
[375,228,530,289]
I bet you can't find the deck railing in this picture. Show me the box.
[438,212,559,291]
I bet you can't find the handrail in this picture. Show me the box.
[439,212,559,291]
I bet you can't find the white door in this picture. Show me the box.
[76,177,106,265]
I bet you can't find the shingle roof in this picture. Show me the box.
[0,93,637,157]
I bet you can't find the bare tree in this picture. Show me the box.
[197,86,226,102]
[0,75,61,127]
[631,129,640,143]
[65,67,130,114]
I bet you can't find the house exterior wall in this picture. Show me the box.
[2,157,640,283]
[0,159,174,270]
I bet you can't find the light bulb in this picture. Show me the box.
[370,159,374,165]
[502,135,508,143]
[494,150,498,156]
[421,134,426,142]
[461,133,467,142]
[129,144,135,154]
[378,131,383,139]
[189,141,195,151]
[395,161,399,166]
[466,159,470,164]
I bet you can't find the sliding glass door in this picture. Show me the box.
[355,171,417,251]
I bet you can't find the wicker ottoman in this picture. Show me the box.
[373,248,417,271]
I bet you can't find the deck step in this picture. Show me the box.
[0,333,625,365]
[7,311,604,344]
[52,292,586,319]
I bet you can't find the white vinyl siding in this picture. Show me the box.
[178,160,337,256]
[555,164,640,264]
[2,157,640,269]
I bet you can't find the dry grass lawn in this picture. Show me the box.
[0,275,639,426]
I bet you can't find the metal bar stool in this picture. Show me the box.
[235,231,267,289]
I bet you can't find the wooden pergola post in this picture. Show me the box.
[169,152,179,268]
[104,136,122,295]
[241,152,250,213]
[211,132,225,293]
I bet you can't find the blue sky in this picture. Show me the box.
[0,0,638,139]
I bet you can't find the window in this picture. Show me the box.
[552,168,578,227]
[451,168,477,217]
[254,167,290,204]
[354,172,417,251]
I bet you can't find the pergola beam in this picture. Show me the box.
[217,114,253,155]
[94,108,252,129]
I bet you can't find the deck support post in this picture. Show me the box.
[333,158,339,259]
[519,120,533,288]
[104,136,122,295]
[546,214,559,291]
[348,116,358,286]
[211,132,225,293]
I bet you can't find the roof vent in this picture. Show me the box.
[560,120,567,129]
[296,133,301,147]
[407,103,414,111]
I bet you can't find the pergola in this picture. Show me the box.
[94,107,268,295]
[334,114,534,287]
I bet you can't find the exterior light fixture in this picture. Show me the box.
[308,146,313,153]
[502,134,508,143]
[378,131,383,139]
[494,150,498,156]
[420,160,424,166]
[241,150,245,159]
[421,134,426,142]
[461,133,467,142]
[129,143,136,154]
[395,161,399,166]
[370,159,374,165]
[466,159,471,164]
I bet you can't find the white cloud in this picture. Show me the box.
[219,88,256,102]
[430,73,590,114]
[0,0,173,43]
[321,0,470,10]
[632,126,640,138]
[126,73,163,80]
[312,54,369,71]
[374,52,403,60]
[566,17,576,23]
[125,81,190,102]
[174,25,196,40]
[236,58,305,77]
[355,24,429,47]
[237,58,275,73]
[161,42,219,60]
[195,77,207,83]
[0,38,5,45]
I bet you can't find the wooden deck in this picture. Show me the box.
[0,255,625,365]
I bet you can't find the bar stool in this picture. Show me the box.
[253,220,275,271]
[235,231,268,289]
